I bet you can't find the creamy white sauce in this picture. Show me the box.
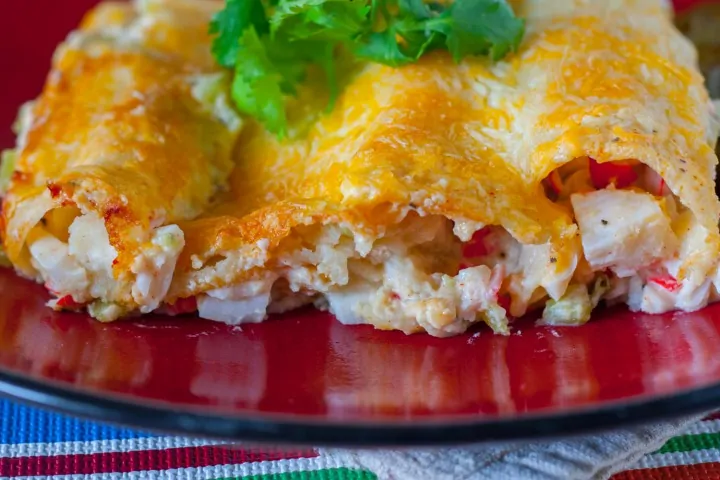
[29,234,90,302]
[131,224,185,313]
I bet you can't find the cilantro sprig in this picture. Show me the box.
[210,0,524,138]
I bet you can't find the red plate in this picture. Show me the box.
[2,0,720,446]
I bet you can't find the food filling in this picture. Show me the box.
[26,209,184,321]
[541,156,717,324]
[20,157,718,336]
[23,155,719,336]
[179,157,720,335]
[192,214,513,337]
[165,211,574,336]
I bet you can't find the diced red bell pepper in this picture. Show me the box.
[55,295,85,309]
[648,275,681,292]
[589,158,638,189]
[463,227,493,258]
[165,296,198,316]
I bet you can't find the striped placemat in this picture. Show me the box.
[0,400,719,479]
[612,412,720,479]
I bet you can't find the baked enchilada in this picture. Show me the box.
[2,0,719,337]
[1,0,242,319]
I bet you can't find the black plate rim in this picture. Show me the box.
[0,366,717,446]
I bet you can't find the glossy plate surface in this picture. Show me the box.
[2,0,720,446]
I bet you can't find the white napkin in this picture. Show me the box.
[322,414,703,480]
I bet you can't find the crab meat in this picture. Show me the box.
[571,190,678,277]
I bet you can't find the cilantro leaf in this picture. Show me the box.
[355,0,432,66]
[210,0,269,68]
[271,0,370,42]
[312,43,340,111]
[354,27,441,67]
[262,37,311,95]
[354,30,416,66]
[355,0,523,67]
[441,0,525,62]
[398,0,434,20]
[231,28,290,137]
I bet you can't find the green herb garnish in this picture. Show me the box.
[210,0,524,137]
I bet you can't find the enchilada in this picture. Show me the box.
[2,0,718,337]
[1,0,241,319]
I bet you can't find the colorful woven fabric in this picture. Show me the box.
[0,400,719,479]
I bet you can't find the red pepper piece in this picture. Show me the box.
[648,275,681,292]
[55,295,84,309]
[589,158,638,189]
